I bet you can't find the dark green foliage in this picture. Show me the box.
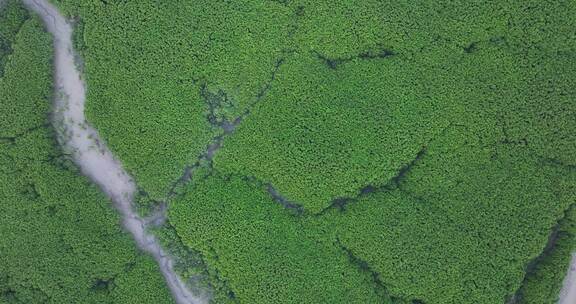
[0,0,28,78]
[0,7,173,303]
[214,52,451,213]
[515,193,576,304]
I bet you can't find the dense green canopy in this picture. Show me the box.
[3,0,575,303]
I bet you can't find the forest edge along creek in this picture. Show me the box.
[21,0,208,303]
[17,0,576,303]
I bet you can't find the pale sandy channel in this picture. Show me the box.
[21,0,208,303]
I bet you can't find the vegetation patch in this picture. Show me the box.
[169,171,395,304]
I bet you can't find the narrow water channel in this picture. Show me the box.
[21,0,207,303]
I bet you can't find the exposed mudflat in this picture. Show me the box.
[21,0,207,303]
[559,253,576,304]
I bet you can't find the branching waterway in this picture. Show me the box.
[21,0,207,303]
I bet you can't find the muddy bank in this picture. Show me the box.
[21,0,207,303]
[559,254,576,304]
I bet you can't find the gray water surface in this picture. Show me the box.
[559,254,576,304]
[21,0,208,303]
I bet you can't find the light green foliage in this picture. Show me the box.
[169,126,576,303]
[0,4,173,303]
[169,172,390,304]
[28,0,576,303]
[0,0,28,77]
[214,0,576,213]
[51,0,295,200]
[152,222,213,297]
[322,127,576,303]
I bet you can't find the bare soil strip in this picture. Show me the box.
[21,1,208,303]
